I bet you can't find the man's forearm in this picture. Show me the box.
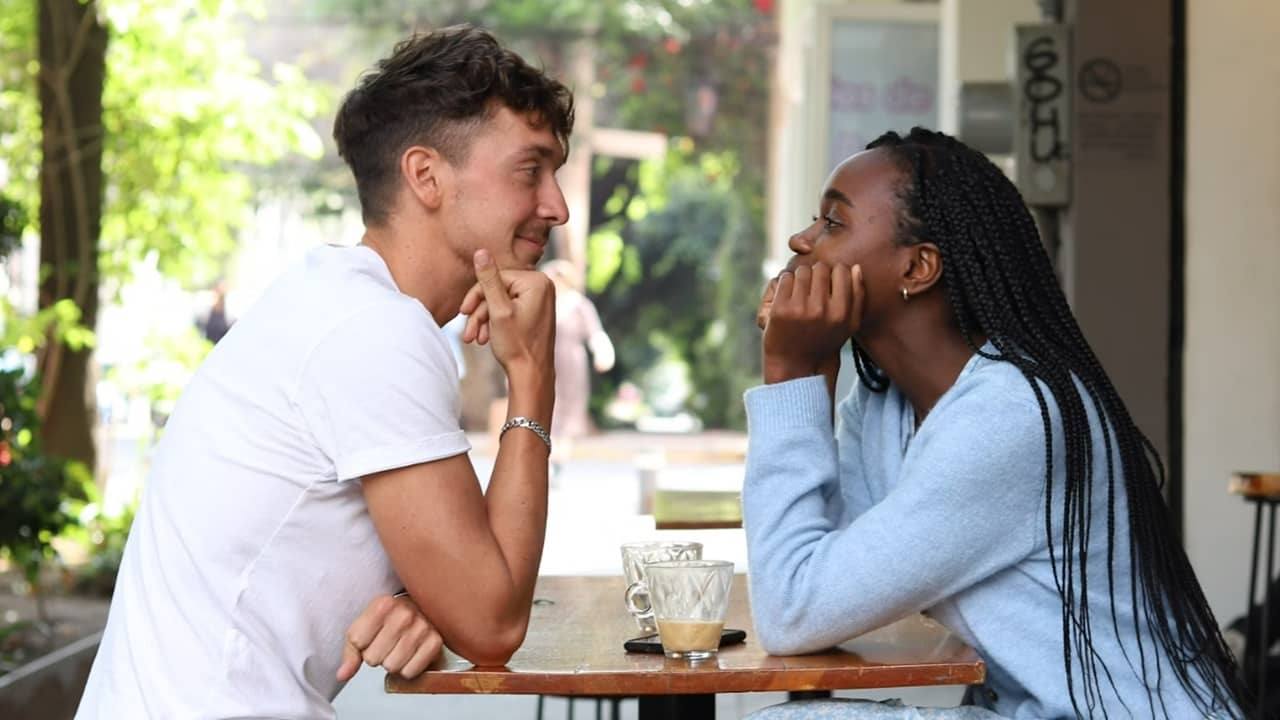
[483,370,554,625]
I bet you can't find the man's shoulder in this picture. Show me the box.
[300,244,403,304]
[269,245,435,340]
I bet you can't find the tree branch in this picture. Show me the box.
[36,0,102,422]
[63,1,100,75]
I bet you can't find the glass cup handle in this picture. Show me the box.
[624,581,652,620]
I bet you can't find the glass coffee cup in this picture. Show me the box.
[621,541,703,635]
[644,559,734,661]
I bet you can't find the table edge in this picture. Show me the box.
[386,659,986,696]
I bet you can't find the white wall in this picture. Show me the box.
[767,0,938,266]
[1184,0,1280,623]
[937,0,1041,134]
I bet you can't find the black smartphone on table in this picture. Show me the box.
[623,628,747,654]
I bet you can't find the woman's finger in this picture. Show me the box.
[757,277,779,330]
[808,263,831,313]
[773,271,796,314]
[791,265,812,308]
[829,263,851,323]
[847,264,866,332]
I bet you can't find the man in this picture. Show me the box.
[76,26,572,718]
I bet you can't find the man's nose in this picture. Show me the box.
[541,178,570,227]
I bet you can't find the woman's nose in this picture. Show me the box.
[788,229,813,254]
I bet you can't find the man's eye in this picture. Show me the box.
[822,215,842,229]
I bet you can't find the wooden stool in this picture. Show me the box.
[1230,471,1280,717]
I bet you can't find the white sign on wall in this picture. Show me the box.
[826,18,940,168]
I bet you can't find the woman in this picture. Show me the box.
[744,128,1244,718]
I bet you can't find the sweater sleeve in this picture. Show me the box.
[742,376,1045,655]
[835,385,872,523]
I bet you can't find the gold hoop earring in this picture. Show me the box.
[901,287,909,302]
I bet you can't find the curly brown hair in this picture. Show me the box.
[333,25,575,225]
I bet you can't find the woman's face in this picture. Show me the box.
[785,149,915,330]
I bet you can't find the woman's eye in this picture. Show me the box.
[822,215,842,230]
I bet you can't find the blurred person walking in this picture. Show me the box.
[541,258,614,471]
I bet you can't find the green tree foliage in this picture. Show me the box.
[0,0,324,467]
[582,4,772,429]
[588,149,763,429]
[93,0,325,285]
[0,365,88,589]
[1,0,324,286]
[0,208,90,622]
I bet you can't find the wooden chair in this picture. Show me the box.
[1230,471,1280,717]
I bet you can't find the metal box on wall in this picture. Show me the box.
[1014,23,1072,207]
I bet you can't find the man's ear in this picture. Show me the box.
[904,243,943,296]
[401,145,446,210]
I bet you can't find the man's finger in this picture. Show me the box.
[458,282,486,316]
[463,302,489,344]
[337,640,362,681]
[345,595,392,654]
[379,627,424,675]
[362,604,413,667]
[399,631,444,679]
[473,250,513,317]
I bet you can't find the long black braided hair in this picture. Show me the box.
[857,127,1246,718]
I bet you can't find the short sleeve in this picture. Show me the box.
[293,300,471,481]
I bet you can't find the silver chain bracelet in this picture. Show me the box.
[499,416,552,453]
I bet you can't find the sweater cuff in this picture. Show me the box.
[744,376,830,433]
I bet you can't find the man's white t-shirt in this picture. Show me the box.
[77,245,471,719]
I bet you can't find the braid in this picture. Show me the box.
[860,127,1247,718]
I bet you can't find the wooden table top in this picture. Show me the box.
[653,489,743,530]
[386,575,984,697]
[1230,472,1280,499]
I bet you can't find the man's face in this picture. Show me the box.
[442,106,569,271]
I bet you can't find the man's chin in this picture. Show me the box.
[513,246,545,270]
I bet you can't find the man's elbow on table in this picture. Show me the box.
[446,614,530,668]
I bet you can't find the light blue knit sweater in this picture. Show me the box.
[742,350,1232,719]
